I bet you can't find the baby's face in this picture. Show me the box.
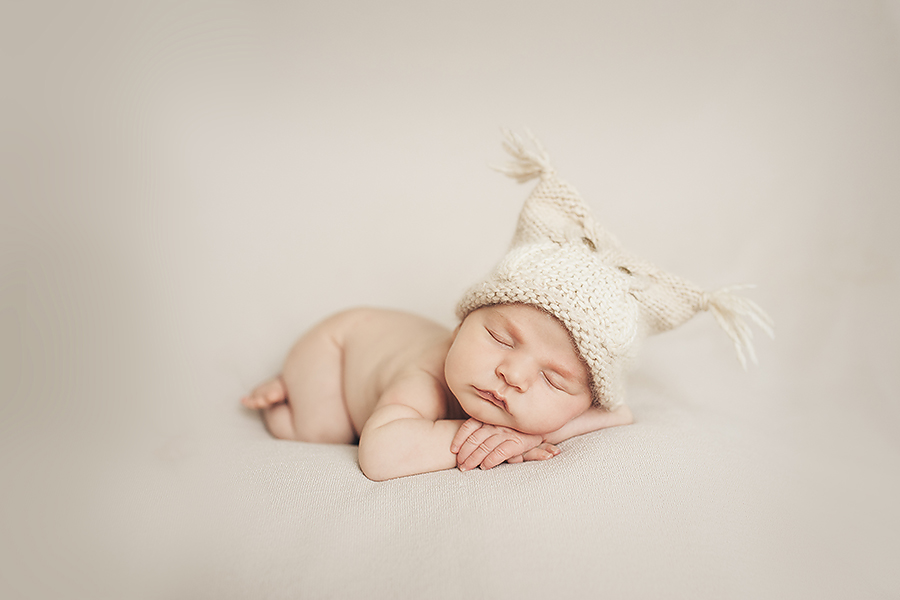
[444,303,592,434]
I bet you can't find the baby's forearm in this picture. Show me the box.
[358,405,465,481]
[542,404,633,446]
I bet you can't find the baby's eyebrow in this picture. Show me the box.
[487,311,521,341]
[545,360,579,383]
[500,316,524,342]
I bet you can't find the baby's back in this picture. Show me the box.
[330,308,455,432]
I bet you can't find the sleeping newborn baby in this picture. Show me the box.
[242,303,632,481]
[242,131,772,480]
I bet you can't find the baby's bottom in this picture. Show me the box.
[241,316,356,444]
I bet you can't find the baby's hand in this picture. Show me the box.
[450,418,559,471]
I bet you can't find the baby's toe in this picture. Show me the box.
[242,377,287,409]
[241,394,267,409]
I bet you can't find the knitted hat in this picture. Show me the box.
[456,130,774,410]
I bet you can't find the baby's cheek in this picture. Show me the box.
[443,357,461,390]
[445,347,480,383]
[443,347,461,381]
[522,408,570,435]
[443,358,472,404]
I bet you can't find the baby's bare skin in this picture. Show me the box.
[243,308,464,441]
[242,305,633,480]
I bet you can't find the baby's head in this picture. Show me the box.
[455,237,638,412]
[444,302,593,435]
[451,131,773,413]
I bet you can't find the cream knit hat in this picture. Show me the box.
[456,130,774,410]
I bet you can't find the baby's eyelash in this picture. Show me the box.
[542,372,563,391]
[487,329,512,347]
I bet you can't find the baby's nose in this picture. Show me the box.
[496,360,529,391]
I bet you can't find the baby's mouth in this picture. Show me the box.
[475,387,507,411]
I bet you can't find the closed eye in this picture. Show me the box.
[487,328,512,347]
[542,371,565,391]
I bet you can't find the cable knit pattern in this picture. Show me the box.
[457,130,774,410]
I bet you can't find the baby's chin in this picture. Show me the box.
[514,424,556,435]
[480,416,553,436]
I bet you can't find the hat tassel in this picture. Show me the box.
[701,285,775,369]
[492,128,555,183]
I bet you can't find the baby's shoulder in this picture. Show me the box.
[334,306,455,405]
[339,308,455,419]
[378,368,452,421]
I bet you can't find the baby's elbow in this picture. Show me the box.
[360,467,388,482]
[357,436,396,482]
[359,456,391,482]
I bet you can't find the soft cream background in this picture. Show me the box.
[2,1,899,599]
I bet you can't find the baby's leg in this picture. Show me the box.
[281,314,357,444]
[243,313,357,444]
[241,377,296,440]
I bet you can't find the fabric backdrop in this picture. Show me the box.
[3,1,899,598]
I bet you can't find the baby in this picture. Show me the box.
[242,131,772,481]
[241,304,632,481]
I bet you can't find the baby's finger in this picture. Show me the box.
[458,433,502,471]
[480,440,522,470]
[450,418,483,454]
[455,427,493,467]
[521,443,561,462]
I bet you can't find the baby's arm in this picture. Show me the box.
[357,375,465,481]
[541,404,633,445]
[452,404,633,471]
[451,420,551,471]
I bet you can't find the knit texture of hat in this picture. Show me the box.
[456,130,774,410]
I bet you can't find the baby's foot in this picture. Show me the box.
[241,376,288,409]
